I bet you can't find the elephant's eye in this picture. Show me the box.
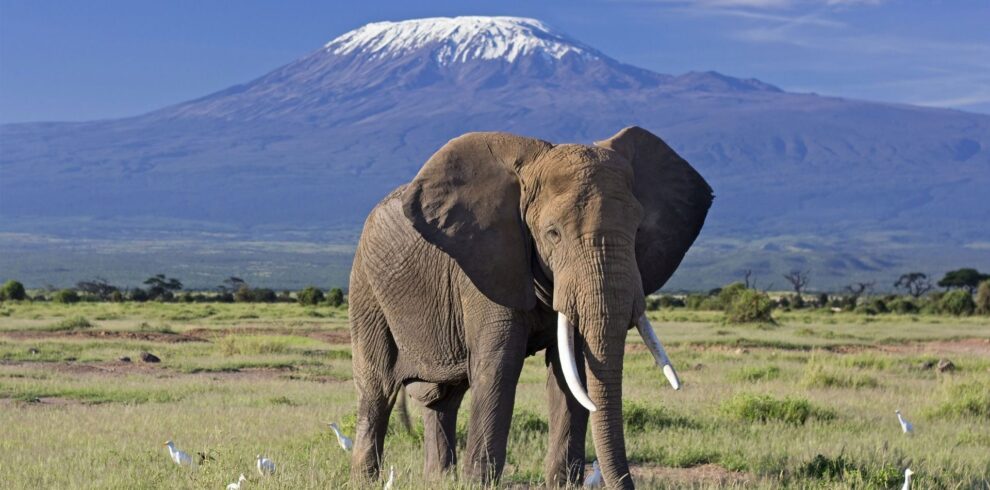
[546,228,561,244]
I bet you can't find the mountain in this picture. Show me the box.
[1,16,988,291]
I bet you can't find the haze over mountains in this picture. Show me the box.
[2,16,988,290]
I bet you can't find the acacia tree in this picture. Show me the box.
[938,268,989,294]
[143,274,183,300]
[844,281,875,306]
[76,277,119,301]
[782,270,810,296]
[894,272,933,298]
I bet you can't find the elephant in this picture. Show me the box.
[347,126,712,489]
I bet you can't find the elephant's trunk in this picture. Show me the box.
[560,237,641,489]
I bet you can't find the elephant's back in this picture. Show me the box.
[353,185,469,380]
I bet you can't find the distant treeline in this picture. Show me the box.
[0,275,346,307]
[1,269,989,319]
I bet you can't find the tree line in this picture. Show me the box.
[0,275,346,307]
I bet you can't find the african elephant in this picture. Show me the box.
[347,126,712,489]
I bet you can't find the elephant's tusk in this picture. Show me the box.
[636,314,681,390]
[557,313,598,412]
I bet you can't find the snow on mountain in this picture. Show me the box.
[325,16,598,64]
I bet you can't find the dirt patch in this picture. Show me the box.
[831,338,990,357]
[1,329,205,343]
[634,463,754,486]
[185,326,351,345]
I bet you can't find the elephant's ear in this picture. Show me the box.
[402,132,552,310]
[596,126,713,294]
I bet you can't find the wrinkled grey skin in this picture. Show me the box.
[348,126,712,489]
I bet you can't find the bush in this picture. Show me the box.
[938,290,975,316]
[684,294,708,310]
[887,296,918,314]
[976,280,990,316]
[801,365,880,389]
[45,315,93,331]
[326,287,345,307]
[128,288,149,302]
[721,393,832,425]
[253,288,277,303]
[930,382,990,419]
[725,289,774,324]
[623,401,696,431]
[297,286,325,306]
[717,282,747,310]
[52,289,80,304]
[0,280,27,301]
[855,297,888,315]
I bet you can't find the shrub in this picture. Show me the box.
[938,290,975,316]
[234,286,255,303]
[930,382,990,419]
[0,280,27,301]
[659,295,685,308]
[52,289,80,304]
[721,393,832,425]
[623,401,696,431]
[684,294,708,310]
[976,280,990,316]
[326,287,345,307]
[801,365,880,389]
[887,296,918,314]
[730,365,781,382]
[128,288,149,302]
[717,282,748,310]
[253,288,277,303]
[45,315,93,331]
[297,286,325,306]
[725,289,774,324]
[511,409,549,437]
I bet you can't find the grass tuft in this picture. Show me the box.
[721,393,834,425]
[801,364,880,389]
[42,316,94,332]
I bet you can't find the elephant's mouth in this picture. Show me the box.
[555,310,680,413]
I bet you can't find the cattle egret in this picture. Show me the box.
[383,465,395,490]
[329,422,353,451]
[256,455,276,476]
[584,460,603,487]
[227,473,247,490]
[902,468,914,490]
[163,440,193,466]
[895,409,914,434]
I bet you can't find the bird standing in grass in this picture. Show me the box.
[328,422,353,451]
[902,468,914,490]
[383,465,395,490]
[226,473,247,490]
[584,460,603,487]
[163,440,193,466]
[896,409,914,434]
[256,455,276,476]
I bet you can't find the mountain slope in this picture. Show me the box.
[1,16,988,290]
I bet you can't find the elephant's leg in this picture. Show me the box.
[462,320,528,484]
[415,381,468,478]
[544,336,590,486]
[349,261,398,481]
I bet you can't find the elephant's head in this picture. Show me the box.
[402,126,712,488]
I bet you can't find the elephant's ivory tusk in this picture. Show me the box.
[557,313,598,412]
[636,314,681,390]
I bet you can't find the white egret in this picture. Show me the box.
[328,422,353,451]
[584,460,603,487]
[902,468,914,490]
[163,440,193,466]
[383,465,395,490]
[256,455,276,476]
[895,409,914,434]
[226,473,247,490]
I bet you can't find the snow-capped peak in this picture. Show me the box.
[325,16,599,65]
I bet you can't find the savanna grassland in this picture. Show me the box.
[1,302,988,489]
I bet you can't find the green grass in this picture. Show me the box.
[0,302,988,488]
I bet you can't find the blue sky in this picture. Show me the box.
[1,0,988,123]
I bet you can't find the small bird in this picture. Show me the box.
[584,460,603,487]
[383,465,395,490]
[256,455,276,476]
[227,473,247,490]
[895,409,914,434]
[328,422,353,451]
[902,468,914,490]
[163,440,193,466]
